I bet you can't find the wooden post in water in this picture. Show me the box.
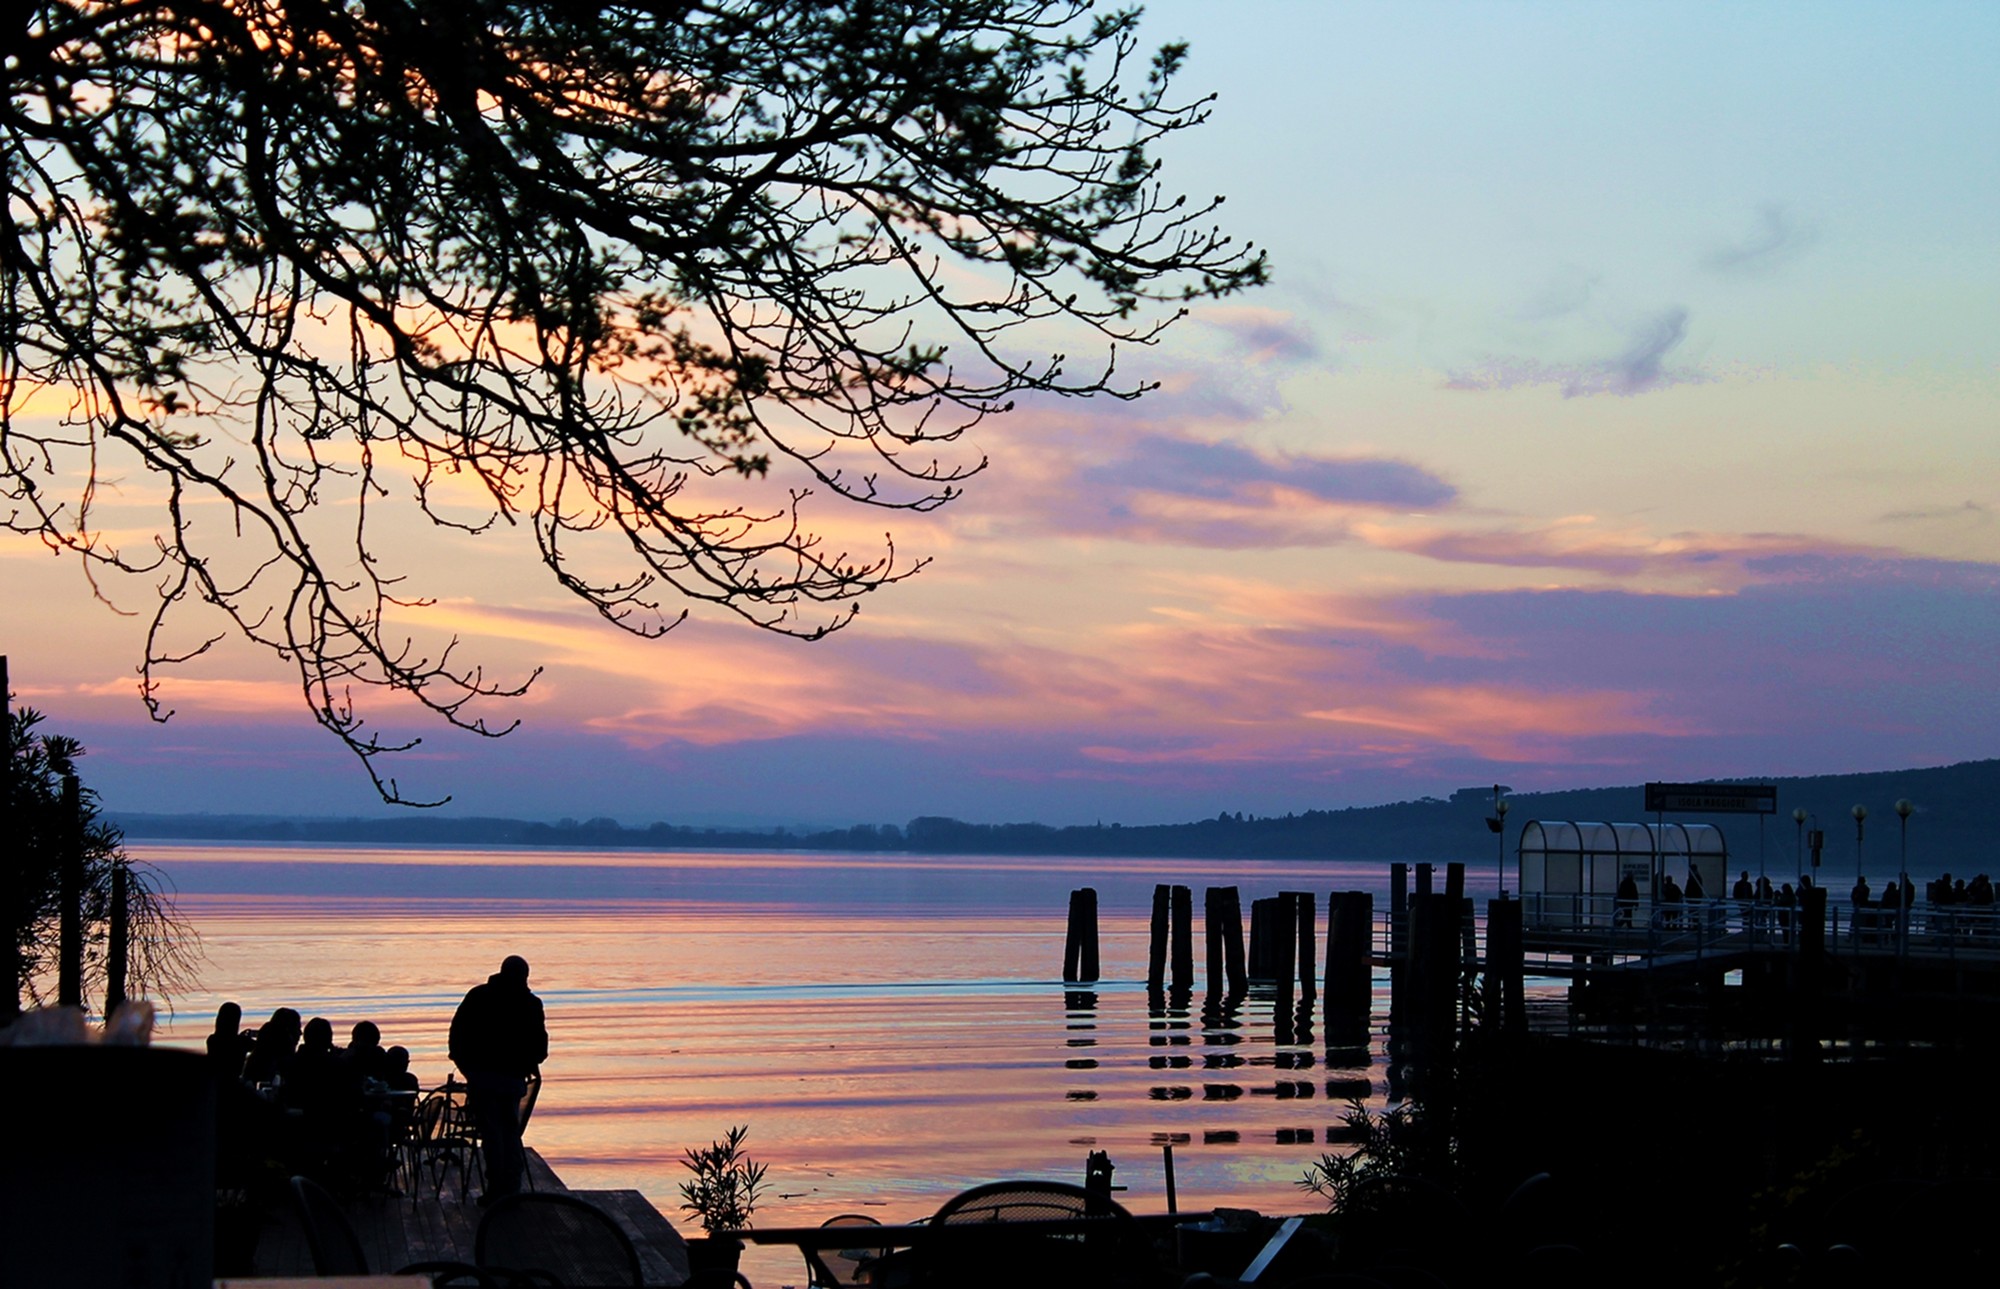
[1415,862,1434,898]
[1147,884,1170,989]
[1292,891,1317,1002]
[1064,888,1099,982]
[105,864,129,1019]
[1206,886,1246,995]
[1792,884,1828,1062]
[1405,892,1458,1066]
[1483,897,1525,1035]
[1389,863,1409,963]
[1324,891,1374,1052]
[57,772,83,1009]
[1248,896,1278,980]
[1446,862,1476,967]
[1272,891,1300,1044]
[1272,893,1298,1001]
[1170,885,1194,994]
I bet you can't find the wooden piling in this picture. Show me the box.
[1324,891,1374,1051]
[1148,884,1171,989]
[1205,886,1247,996]
[1222,890,1247,993]
[1483,897,1525,1035]
[1446,862,1476,964]
[1292,891,1317,1001]
[1248,896,1278,980]
[1792,884,1828,1062]
[1063,887,1099,982]
[1416,862,1434,898]
[1389,862,1409,963]
[1405,892,1459,1061]
[1272,893,1298,1004]
[1170,885,1194,993]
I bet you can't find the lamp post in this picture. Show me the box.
[1488,785,1511,898]
[1896,799,1913,959]
[1852,803,1868,888]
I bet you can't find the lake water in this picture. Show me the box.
[142,843,1486,1287]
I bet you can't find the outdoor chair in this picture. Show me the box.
[805,1213,888,1289]
[287,1174,493,1286]
[475,1191,644,1288]
[916,1179,1164,1289]
[408,1088,484,1204]
[517,1071,542,1191]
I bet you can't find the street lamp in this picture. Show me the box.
[1793,807,1807,885]
[1896,799,1913,959]
[1852,804,1868,891]
[1486,785,1511,897]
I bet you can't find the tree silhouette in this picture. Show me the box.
[3,703,195,1017]
[2,1,1264,800]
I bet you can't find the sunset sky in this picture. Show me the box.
[7,1,1996,826]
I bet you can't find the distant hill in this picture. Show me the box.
[113,758,1997,877]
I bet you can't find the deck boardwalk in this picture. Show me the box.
[251,1148,691,1287]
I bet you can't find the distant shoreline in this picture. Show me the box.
[111,757,1997,872]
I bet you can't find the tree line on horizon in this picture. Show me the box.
[113,758,1998,873]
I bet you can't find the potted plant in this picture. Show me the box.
[679,1125,768,1286]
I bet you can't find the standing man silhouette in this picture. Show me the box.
[449,954,547,1204]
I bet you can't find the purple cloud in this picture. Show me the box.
[1196,308,1323,364]
[1445,307,1705,397]
[1089,436,1455,510]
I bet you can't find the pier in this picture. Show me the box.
[1079,869,2000,1055]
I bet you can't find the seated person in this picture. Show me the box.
[206,1001,253,1079]
[383,1045,423,1095]
[344,1020,390,1084]
[241,1007,301,1086]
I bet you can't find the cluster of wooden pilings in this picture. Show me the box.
[1063,859,1530,1065]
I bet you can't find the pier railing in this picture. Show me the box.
[1513,893,2000,969]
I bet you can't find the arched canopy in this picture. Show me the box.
[1516,820,1730,899]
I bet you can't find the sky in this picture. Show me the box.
[6,1,1997,827]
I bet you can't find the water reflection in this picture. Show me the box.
[144,844,1462,1278]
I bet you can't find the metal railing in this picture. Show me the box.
[1514,893,2000,964]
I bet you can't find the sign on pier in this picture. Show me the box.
[1643,782,1777,814]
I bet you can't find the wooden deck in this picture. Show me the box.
[250,1149,692,1287]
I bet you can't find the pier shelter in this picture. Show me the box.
[1516,820,1728,927]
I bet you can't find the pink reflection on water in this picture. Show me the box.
[147,846,1423,1287]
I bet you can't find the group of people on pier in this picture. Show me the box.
[1608,870,1819,935]
[1847,871,1996,944]
[204,955,548,1207]
[208,1002,427,1194]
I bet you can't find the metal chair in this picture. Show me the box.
[919,1179,1161,1289]
[805,1213,887,1288]
[408,1089,483,1204]
[517,1071,542,1191]
[475,1191,644,1288]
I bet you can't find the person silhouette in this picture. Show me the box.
[206,1001,251,1078]
[449,955,548,1204]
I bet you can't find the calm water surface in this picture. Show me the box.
[143,844,1481,1287]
